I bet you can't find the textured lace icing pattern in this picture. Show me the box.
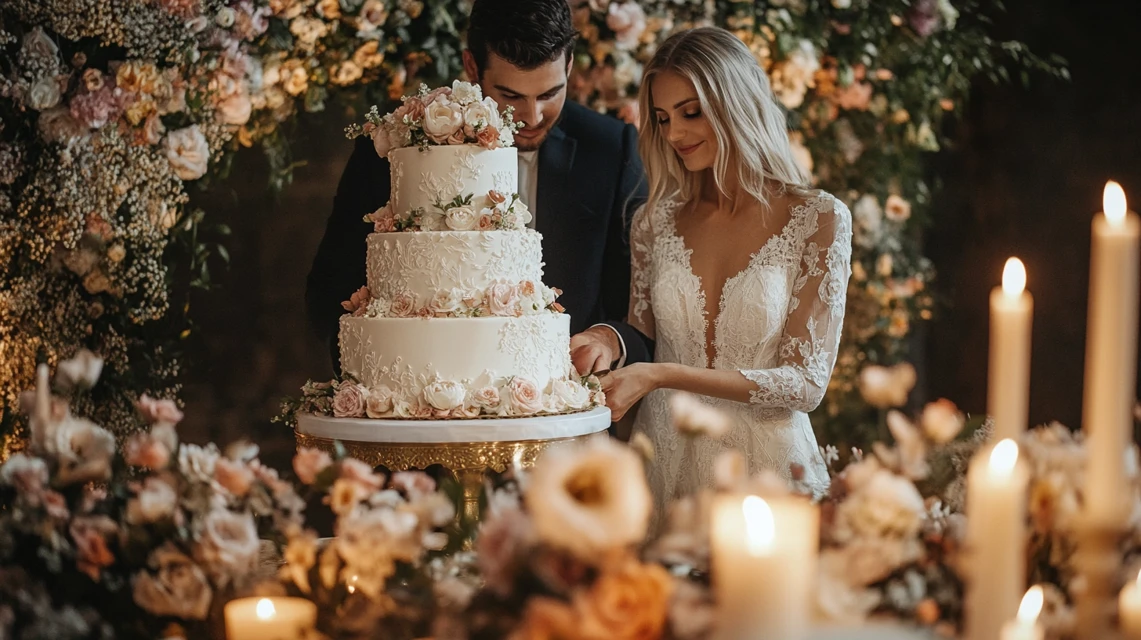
[628,193,853,521]
[366,230,545,301]
[498,315,570,383]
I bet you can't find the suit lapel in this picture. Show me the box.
[536,126,578,303]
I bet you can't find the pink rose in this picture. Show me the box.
[339,457,384,490]
[70,515,117,580]
[833,81,873,111]
[477,500,533,597]
[293,447,333,485]
[392,98,426,124]
[475,125,500,149]
[214,458,254,497]
[341,285,370,316]
[372,126,392,157]
[390,291,416,317]
[137,394,184,425]
[487,190,506,204]
[391,471,436,499]
[606,1,647,50]
[471,385,501,411]
[332,383,369,418]
[487,283,521,317]
[446,128,466,145]
[509,377,544,415]
[123,432,171,469]
[477,213,495,231]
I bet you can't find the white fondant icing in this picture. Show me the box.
[390,145,517,215]
[296,407,612,443]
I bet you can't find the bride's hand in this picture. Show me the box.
[601,363,661,422]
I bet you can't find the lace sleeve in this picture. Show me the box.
[628,203,656,340]
[740,196,853,411]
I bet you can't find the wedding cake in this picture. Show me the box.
[301,82,602,421]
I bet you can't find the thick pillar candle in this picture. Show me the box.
[988,257,1034,441]
[965,439,1029,640]
[1000,586,1045,640]
[1084,180,1140,527]
[712,494,818,640]
[224,597,316,640]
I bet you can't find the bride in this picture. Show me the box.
[601,27,852,507]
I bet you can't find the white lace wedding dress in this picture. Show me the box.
[629,191,853,512]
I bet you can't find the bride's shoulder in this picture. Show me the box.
[785,188,851,222]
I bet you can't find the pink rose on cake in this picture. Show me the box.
[366,202,396,232]
[444,205,479,231]
[390,291,417,317]
[332,383,369,418]
[471,385,501,412]
[477,212,496,231]
[341,286,371,316]
[391,97,426,126]
[509,377,544,415]
[430,288,465,316]
[488,282,521,317]
[366,385,396,417]
[423,380,466,412]
[422,97,464,144]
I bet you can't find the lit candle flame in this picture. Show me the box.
[1105,181,1128,226]
[1002,258,1026,297]
[742,495,775,555]
[255,598,276,620]
[1017,585,1044,623]
[989,438,1019,475]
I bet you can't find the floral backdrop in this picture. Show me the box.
[0,0,1063,449]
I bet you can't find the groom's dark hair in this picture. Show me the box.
[467,0,577,75]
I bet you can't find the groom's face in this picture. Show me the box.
[466,51,571,152]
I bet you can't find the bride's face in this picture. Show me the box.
[650,71,716,172]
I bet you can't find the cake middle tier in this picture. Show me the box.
[366,229,545,302]
[339,313,572,393]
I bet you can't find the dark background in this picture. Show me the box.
[177,0,1141,466]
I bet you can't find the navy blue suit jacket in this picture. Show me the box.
[305,100,652,371]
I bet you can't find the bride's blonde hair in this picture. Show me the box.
[637,27,811,215]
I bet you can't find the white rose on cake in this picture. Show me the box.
[462,100,492,136]
[451,80,482,105]
[422,98,463,144]
[444,205,479,231]
[423,380,466,411]
[429,288,465,316]
[551,379,591,410]
[487,283,520,317]
[366,385,396,417]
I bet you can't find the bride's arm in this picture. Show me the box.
[605,197,852,417]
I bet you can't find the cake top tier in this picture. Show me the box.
[347,80,523,156]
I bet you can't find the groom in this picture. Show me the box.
[305,0,650,375]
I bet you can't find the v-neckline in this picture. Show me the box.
[666,201,801,368]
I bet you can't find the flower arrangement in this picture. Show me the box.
[0,0,469,446]
[346,81,522,155]
[567,0,1068,446]
[285,371,605,421]
[366,189,534,233]
[340,280,565,320]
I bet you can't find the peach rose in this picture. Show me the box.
[164,125,210,181]
[422,98,463,144]
[332,383,369,418]
[487,189,506,204]
[487,282,520,317]
[123,432,171,469]
[475,124,500,149]
[477,213,495,231]
[70,515,117,581]
[214,458,254,497]
[341,285,370,316]
[293,447,333,485]
[573,558,673,640]
[509,377,543,415]
[137,394,184,425]
[471,385,501,411]
[390,291,416,317]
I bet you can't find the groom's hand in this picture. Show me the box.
[570,326,620,375]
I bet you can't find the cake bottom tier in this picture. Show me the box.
[337,314,597,418]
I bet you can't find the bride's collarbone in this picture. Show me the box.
[673,196,798,282]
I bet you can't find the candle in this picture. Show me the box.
[1084,181,1141,527]
[224,597,317,640]
[711,493,818,640]
[965,438,1030,640]
[1000,586,1045,640]
[988,257,1034,441]
[1120,570,1141,638]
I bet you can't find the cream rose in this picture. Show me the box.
[461,289,484,310]
[38,107,86,143]
[920,398,964,444]
[429,288,465,316]
[292,447,333,484]
[606,1,647,50]
[390,291,416,317]
[422,98,464,144]
[28,77,61,110]
[551,379,591,410]
[462,99,492,134]
[481,96,504,130]
[218,89,252,125]
[132,544,213,620]
[451,80,482,104]
[423,380,466,411]
[857,363,916,409]
[332,383,369,418]
[47,416,116,485]
[366,385,396,417]
[885,194,912,222]
[55,348,103,390]
[194,508,260,584]
[487,282,520,316]
[444,205,479,231]
[164,125,210,181]
[471,385,501,411]
[126,476,177,524]
[509,377,543,415]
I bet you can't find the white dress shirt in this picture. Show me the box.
[517,150,539,229]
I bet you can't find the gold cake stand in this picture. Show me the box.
[294,407,612,529]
